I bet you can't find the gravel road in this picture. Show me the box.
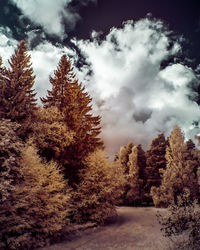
[40,206,169,250]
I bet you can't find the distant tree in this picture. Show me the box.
[124,146,141,204]
[0,41,38,138]
[72,150,125,224]
[116,141,134,174]
[151,126,199,207]
[41,55,103,183]
[144,133,168,203]
[137,144,147,191]
[116,142,146,205]
[0,144,71,249]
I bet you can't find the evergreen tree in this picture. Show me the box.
[151,126,199,207]
[0,41,38,137]
[41,55,103,182]
[145,133,168,203]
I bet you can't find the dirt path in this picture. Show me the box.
[40,207,169,250]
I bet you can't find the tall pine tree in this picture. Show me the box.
[41,55,103,183]
[0,41,38,138]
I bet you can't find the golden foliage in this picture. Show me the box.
[72,150,125,224]
[125,146,141,204]
[41,55,103,169]
[151,126,199,207]
[32,106,74,162]
[0,144,71,249]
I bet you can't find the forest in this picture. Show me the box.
[1,40,200,249]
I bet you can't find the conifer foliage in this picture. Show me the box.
[41,55,103,165]
[0,41,38,137]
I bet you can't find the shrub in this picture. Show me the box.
[157,189,200,250]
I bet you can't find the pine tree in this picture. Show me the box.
[145,133,168,203]
[151,126,199,207]
[0,41,38,138]
[41,55,103,182]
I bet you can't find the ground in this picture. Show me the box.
[39,206,170,250]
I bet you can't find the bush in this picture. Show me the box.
[157,189,200,250]
[72,150,125,224]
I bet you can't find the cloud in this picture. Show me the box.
[75,18,200,155]
[0,27,17,63]
[9,0,96,38]
[1,17,200,157]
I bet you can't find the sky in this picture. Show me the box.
[1,0,200,155]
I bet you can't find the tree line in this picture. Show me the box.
[1,40,200,249]
[116,126,200,207]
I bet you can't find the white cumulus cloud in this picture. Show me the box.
[75,18,200,155]
[1,17,200,156]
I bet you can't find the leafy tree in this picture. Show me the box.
[151,126,199,207]
[72,150,125,224]
[116,142,146,205]
[0,144,71,249]
[41,55,103,183]
[32,106,74,162]
[124,146,141,204]
[145,133,168,203]
[0,41,38,138]
[116,141,134,174]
